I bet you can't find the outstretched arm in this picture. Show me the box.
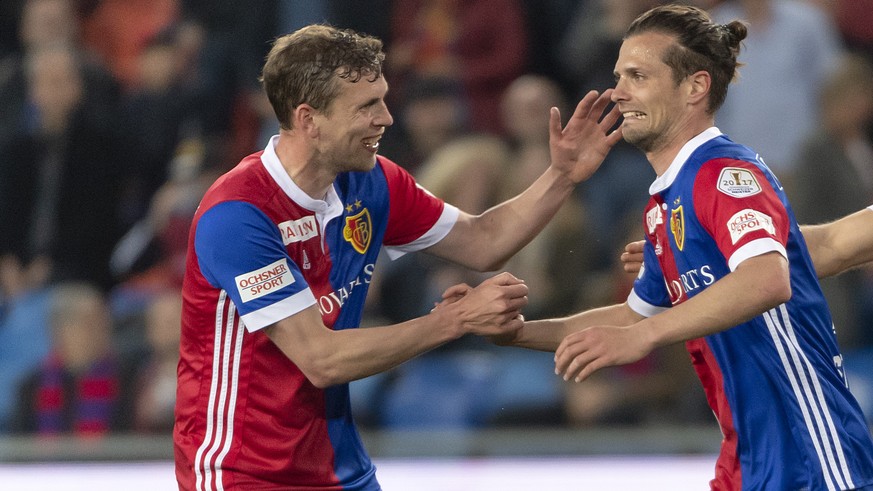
[802,207,873,278]
[264,272,528,388]
[556,252,791,382]
[426,90,623,271]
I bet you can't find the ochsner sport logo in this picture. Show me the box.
[235,258,295,302]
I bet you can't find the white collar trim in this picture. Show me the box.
[649,127,723,195]
[260,135,343,215]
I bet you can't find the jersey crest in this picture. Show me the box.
[343,207,372,254]
[670,205,685,251]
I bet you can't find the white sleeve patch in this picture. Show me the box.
[717,167,761,197]
[235,258,295,302]
[727,209,775,244]
[384,203,460,260]
[627,289,669,318]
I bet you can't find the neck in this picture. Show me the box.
[274,131,336,200]
[647,119,714,176]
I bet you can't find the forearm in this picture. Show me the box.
[802,208,873,278]
[268,272,528,387]
[268,308,461,388]
[516,303,640,351]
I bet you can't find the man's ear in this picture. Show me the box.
[292,104,319,136]
[687,70,711,107]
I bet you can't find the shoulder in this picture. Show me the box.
[198,153,278,212]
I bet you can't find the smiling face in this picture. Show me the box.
[311,74,393,173]
[612,31,691,154]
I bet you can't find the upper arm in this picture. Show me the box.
[692,159,789,271]
[262,305,328,372]
[195,201,316,330]
[421,210,479,266]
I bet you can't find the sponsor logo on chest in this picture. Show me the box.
[278,216,318,245]
[666,264,716,304]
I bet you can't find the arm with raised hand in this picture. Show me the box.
[426,90,623,272]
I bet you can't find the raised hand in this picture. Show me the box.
[549,89,624,184]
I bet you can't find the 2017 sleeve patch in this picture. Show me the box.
[717,167,761,197]
[235,258,295,302]
[727,209,775,244]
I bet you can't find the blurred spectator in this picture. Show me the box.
[386,0,528,134]
[832,0,873,61]
[557,0,659,95]
[0,257,52,432]
[0,0,120,143]
[132,290,181,433]
[788,52,873,351]
[0,0,25,58]
[377,76,470,174]
[110,136,214,290]
[10,282,135,436]
[709,0,843,184]
[177,0,278,163]
[0,44,124,290]
[78,0,178,89]
[117,26,203,226]
[516,0,577,88]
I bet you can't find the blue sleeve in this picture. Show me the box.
[195,201,310,317]
[631,239,671,312]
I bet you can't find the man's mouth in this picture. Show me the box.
[362,135,382,151]
[622,111,646,120]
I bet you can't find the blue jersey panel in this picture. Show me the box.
[194,200,308,317]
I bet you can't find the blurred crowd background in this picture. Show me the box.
[0,0,872,439]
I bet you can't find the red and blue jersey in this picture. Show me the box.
[174,136,458,490]
[629,128,873,491]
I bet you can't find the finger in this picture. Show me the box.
[598,102,622,131]
[554,335,581,373]
[568,90,599,123]
[503,316,524,332]
[501,295,529,312]
[442,283,471,299]
[548,106,563,142]
[486,271,525,286]
[588,89,616,123]
[499,282,530,299]
[574,356,609,382]
[626,240,645,254]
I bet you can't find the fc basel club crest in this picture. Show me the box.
[670,206,685,251]
[343,208,372,254]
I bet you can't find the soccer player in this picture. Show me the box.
[173,25,622,490]
[485,5,873,490]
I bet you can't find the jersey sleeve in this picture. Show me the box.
[628,236,671,317]
[378,157,459,260]
[693,159,789,271]
[194,201,316,331]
